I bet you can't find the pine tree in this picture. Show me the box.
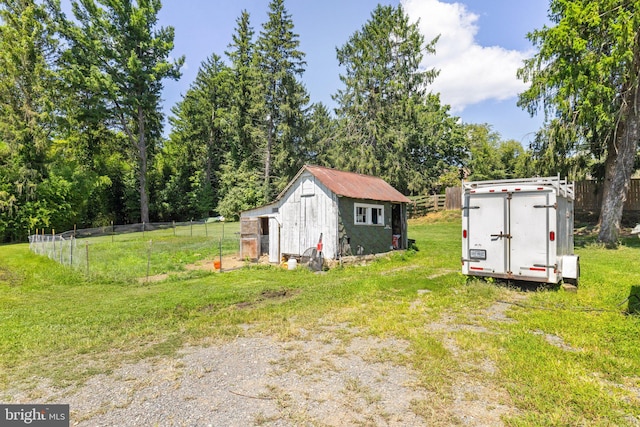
[255,0,309,199]
[332,4,464,194]
[160,54,233,220]
[0,0,61,240]
[225,10,261,169]
[216,9,265,219]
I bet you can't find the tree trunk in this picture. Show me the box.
[207,107,215,186]
[598,125,638,245]
[138,106,150,224]
[264,114,273,201]
[598,36,640,245]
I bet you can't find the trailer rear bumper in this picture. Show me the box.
[464,270,560,284]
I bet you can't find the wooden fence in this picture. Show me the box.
[407,187,461,218]
[407,194,445,217]
[407,179,640,218]
[575,179,640,212]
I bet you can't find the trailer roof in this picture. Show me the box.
[463,176,574,200]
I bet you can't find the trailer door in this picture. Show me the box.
[509,191,552,280]
[466,193,508,275]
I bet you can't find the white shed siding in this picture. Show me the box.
[279,172,338,258]
[242,203,279,218]
[268,217,280,263]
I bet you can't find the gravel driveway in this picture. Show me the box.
[6,330,428,427]
[6,301,520,426]
[58,329,425,426]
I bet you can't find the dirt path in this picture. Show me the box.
[142,255,248,283]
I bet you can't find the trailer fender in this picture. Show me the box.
[561,255,580,286]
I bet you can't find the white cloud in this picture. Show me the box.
[401,0,529,112]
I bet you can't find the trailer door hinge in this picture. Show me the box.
[461,206,480,210]
[533,263,557,269]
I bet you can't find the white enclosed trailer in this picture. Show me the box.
[461,176,579,285]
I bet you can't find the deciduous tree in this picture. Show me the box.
[518,0,640,245]
[59,0,183,224]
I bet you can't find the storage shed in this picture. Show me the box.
[240,165,411,264]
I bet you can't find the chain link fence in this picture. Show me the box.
[28,219,240,282]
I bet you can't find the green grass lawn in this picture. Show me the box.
[1,213,639,425]
[30,221,240,282]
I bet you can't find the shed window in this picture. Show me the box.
[371,207,382,225]
[354,203,384,226]
[355,206,367,224]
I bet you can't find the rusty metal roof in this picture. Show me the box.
[283,165,411,203]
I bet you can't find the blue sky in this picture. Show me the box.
[157,0,550,144]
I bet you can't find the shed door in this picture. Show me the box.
[299,195,318,254]
[268,217,280,263]
[240,217,259,260]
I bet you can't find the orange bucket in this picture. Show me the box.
[213,260,221,270]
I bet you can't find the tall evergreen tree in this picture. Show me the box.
[255,0,309,198]
[304,102,337,167]
[225,10,261,169]
[58,0,183,224]
[332,4,464,194]
[159,54,233,220]
[216,10,265,218]
[0,0,62,240]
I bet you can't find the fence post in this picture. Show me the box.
[52,229,56,261]
[190,220,193,237]
[85,242,89,276]
[173,220,176,237]
[205,220,208,237]
[146,240,152,283]
[112,221,115,243]
[70,236,74,267]
[142,222,145,238]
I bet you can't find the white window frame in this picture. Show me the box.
[354,203,384,226]
[355,205,367,224]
